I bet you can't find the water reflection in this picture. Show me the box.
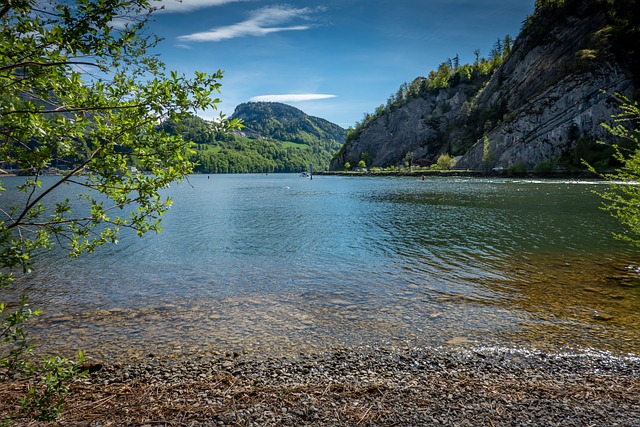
[7,175,639,359]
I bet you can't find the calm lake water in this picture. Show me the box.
[7,174,640,359]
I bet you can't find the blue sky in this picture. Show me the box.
[150,0,534,128]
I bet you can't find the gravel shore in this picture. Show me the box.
[2,345,640,426]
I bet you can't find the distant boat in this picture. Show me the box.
[301,164,313,179]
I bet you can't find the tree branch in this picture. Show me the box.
[0,61,102,73]
[0,4,11,20]
[6,147,103,231]
[5,111,168,231]
[1,103,148,116]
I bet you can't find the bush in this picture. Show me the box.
[534,160,555,173]
[595,94,640,246]
[508,162,528,174]
[20,353,86,422]
[436,153,457,170]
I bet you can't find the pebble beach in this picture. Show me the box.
[3,345,639,426]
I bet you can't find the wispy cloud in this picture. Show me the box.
[249,94,336,103]
[177,5,324,42]
[156,0,250,13]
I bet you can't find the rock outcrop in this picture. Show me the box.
[332,85,474,168]
[457,64,631,169]
[457,3,634,170]
[331,0,638,171]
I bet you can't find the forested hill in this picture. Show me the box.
[231,102,345,147]
[163,103,345,174]
[331,0,640,172]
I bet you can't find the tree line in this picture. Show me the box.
[160,109,343,174]
[343,35,514,147]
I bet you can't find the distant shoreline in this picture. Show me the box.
[0,170,604,179]
[314,169,601,179]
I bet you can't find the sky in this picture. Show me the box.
[148,0,535,128]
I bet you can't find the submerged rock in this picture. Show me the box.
[593,311,614,321]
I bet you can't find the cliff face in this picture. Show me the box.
[332,85,473,168]
[457,65,631,169]
[332,0,638,171]
[457,3,634,169]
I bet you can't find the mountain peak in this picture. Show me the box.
[231,101,345,147]
[232,102,307,122]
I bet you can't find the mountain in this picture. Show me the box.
[331,0,639,172]
[224,102,345,173]
[166,103,345,174]
[231,102,345,148]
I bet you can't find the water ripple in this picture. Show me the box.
[9,174,640,357]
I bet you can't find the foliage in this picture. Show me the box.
[1,0,234,281]
[404,151,414,169]
[192,136,314,174]
[1,0,235,421]
[232,102,345,146]
[435,153,456,170]
[593,94,640,246]
[20,351,85,421]
[0,294,40,375]
[533,160,556,173]
[1,295,85,422]
[561,135,617,170]
[482,135,493,170]
[359,152,373,167]
[508,162,529,174]
[167,103,345,173]
[342,37,513,148]
[534,0,567,13]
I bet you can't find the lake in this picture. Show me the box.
[7,174,640,359]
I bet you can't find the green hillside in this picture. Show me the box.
[163,103,345,174]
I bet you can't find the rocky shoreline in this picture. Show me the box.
[3,345,639,426]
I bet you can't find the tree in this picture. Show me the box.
[534,0,565,13]
[594,94,640,246]
[474,49,481,67]
[404,151,414,169]
[504,35,513,56]
[0,0,239,280]
[482,135,494,170]
[360,151,373,167]
[436,153,456,170]
[1,0,237,418]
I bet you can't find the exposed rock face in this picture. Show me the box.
[457,5,634,170]
[332,1,637,171]
[457,65,632,169]
[333,86,472,168]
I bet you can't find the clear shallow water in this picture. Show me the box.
[7,174,640,359]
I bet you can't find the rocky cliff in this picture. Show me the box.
[331,0,639,171]
[334,84,476,168]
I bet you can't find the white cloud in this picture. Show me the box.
[156,0,250,13]
[249,94,336,103]
[177,5,323,42]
